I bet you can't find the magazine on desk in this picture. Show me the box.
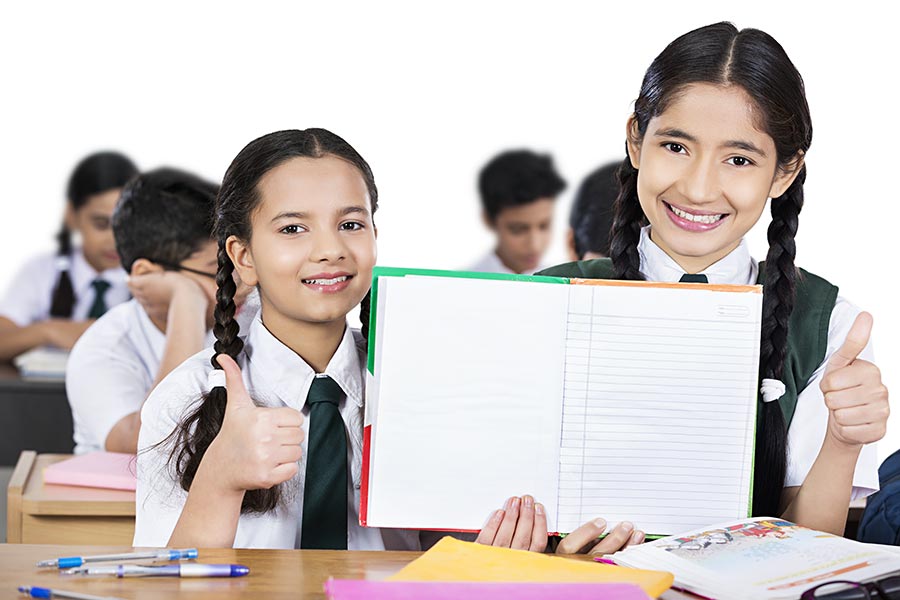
[610,517,900,599]
[361,267,763,536]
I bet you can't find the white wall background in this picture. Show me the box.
[2,1,897,458]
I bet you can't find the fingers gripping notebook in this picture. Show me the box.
[360,268,762,536]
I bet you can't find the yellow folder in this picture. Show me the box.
[389,537,674,598]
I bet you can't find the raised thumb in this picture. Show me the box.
[825,311,873,375]
[215,353,254,412]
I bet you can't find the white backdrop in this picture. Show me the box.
[2,1,897,459]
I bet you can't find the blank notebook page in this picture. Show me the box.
[557,282,761,534]
[366,276,568,531]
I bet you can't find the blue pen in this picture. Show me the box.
[36,549,198,569]
[64,563,250,578]
[18,586,125,600]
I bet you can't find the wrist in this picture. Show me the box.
[821,431,864,460]
[195,439,245,497]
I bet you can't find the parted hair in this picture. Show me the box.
[169,128,378,513]
[608,22,812,517]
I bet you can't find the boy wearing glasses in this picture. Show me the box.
[67,168,253,454]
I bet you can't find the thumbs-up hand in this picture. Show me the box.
[821,312,889,449]
[206,353,305,492]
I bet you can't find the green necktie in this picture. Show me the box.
[300,375,348,550]
[679,273,708,284]
[87,279,111,318]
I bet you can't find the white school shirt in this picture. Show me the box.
[466,249,549,275]
[0,249,129,326]
[66,300,214,454]
[133,314,421,550]
[67,291,261,455]
[636,226,879,499]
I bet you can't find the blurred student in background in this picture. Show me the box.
[566,161,619,261]
[467,150,566,274]
[67,168,251,455]
[0,152,137,361]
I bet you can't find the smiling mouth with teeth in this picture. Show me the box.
[665,202,726,224]
[302,276,351,285]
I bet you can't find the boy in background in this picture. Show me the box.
[467,150,566,274]
[67,168,250,454]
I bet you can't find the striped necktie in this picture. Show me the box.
[300,374,348,549]
[87,279,111,318]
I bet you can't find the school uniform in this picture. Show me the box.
[0,250,129,325]
[538,226,879,500]
[67,292,259,455]
[133,313,421,550]
[466,250,548,275]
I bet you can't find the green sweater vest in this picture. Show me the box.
[537,258,838,427]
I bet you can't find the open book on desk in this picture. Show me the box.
[610,517,900,600]
[360,267,763,536]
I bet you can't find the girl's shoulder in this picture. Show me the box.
[536,258,615,279]
[141,345,222,430]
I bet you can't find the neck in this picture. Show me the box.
[81,251,106,275]
[148,312,168,335]
[648,229,740,275]
[494,247,526,275]
[260,306,346,374]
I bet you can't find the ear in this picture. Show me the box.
[226,235,258,287]
[373,224,378,240]
[481,211,496,231]
[130,258,163,276]
[566,228,579,262]
[626,115,643,170]
[769,152,805,199]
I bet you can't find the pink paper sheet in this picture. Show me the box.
[324,579,650,599]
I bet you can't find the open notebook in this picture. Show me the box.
[360,267,763,536]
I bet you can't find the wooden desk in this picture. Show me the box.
[0,365,73,465]
[0,543,695,599]
[7,452,135,545]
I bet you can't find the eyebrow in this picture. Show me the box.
[654,128,767,158]
[270,205,370,223]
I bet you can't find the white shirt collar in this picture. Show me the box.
[637,226,758,285]
[243,314,364,411]
[70,249,128,298]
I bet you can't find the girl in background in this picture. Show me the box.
[0,151,137,361]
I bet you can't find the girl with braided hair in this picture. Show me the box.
[133,128,420,551]
[0,151,136,361]
[536,22,889,548]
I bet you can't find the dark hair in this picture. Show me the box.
[608,22,812,517]
[170,128,378,513]
[50,151,138,317]
[478,150,566,221]
[569,162,619,258]
[112,168,219,273]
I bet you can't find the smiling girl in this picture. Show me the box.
[538,22,889,540]
[133,129,418,550]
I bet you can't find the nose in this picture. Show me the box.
[525,229,543,254]
[310,228,346,263]
[679,157,721,206]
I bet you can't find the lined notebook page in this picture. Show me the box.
[366,275,568,531]
[557,282,761,535]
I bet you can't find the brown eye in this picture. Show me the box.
[663,142,686,154]
[728,156,753,167]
